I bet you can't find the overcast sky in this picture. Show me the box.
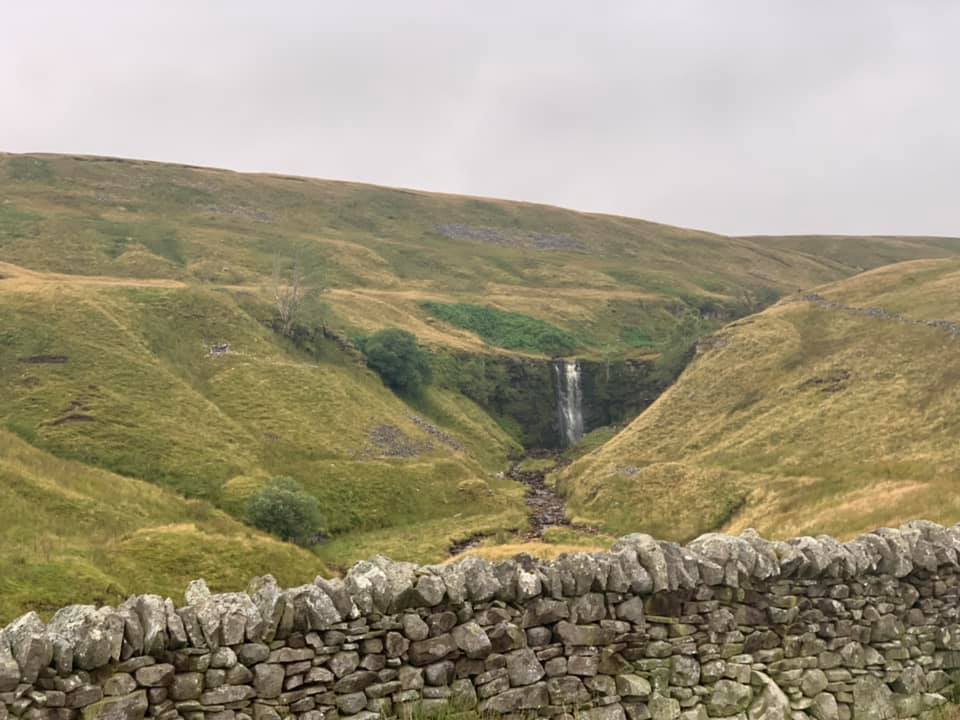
[4,1,959,236]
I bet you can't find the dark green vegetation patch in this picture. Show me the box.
[422,302,578,356]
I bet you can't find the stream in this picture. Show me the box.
[448,454,575,556]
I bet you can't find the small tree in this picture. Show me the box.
[272,257,304,337]
[360,328,432,394]
[247,476,322,546]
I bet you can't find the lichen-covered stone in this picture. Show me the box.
[617,674,652,699]
[3,612,52,684]
[134,663,174,687]
[80,690,147,720]
[451,622,492,659]
[169,672,204,701]
[479,681,548,713]
[408,634,456,666]
[707,680,753,716]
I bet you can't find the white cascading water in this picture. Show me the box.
[554,359,584,447]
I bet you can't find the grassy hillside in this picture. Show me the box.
[0,427,329,623]
[0,263,526,574]
[4,151,960,620]
[5,152,960,360]
[555,258,960,542]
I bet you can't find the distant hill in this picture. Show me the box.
[5,152,960,359]
[3,151,960,621]
[555,258,960,542]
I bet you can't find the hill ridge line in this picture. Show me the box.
[791,293,960,338]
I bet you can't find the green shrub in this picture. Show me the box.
[360,328,432,394]
[247,476,323,545]
[422,302,576,356]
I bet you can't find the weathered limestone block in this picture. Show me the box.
[555,621,615,646]
[571,593,606,624]
[544,675,589,705]
[617,674,652,699]
[47,606,123,671]
[611,549,654,593]
[748,672,790,720]
[451,622,492,659]
[449,678,478,708]
[800,670,828,698]
[479,681,549,713]
[314,576,359,620]
[408,634,456,666]
[79,690,147,720]
[132,596,168,656]
[134,663,174,687]
[170,672,204,701]
[521,598,569,628]
[613,535,671,591]
[334,670,378,694]
[0,641,20,692]
[336,691,368,715]
[200,684,256,705]
[459,556,501,602]
[506,648,544,686]
[852,675,896,720]
[707,680,753,716]
[423,661,454,687]
[671,656,701,687]
[517,566,543,601]
[3,612,52,684]
[251,664,284,699]
[400,614,429,641]
[650,693,681,720]
[581,703,628,720]
[66,684,104,709]
[369,556,418,612]
[328,650,359,678]
[430,563,467,605]
[811,692,839,720]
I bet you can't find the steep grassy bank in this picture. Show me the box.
[0,428,328,623]
[5,151,960,611]
[6,152,960,361]
[555,258,960,541]
[0,268,525,571]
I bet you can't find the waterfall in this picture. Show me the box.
[554,359,584,447]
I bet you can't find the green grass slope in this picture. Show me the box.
[5,152,960,359]
[555,258,960,542]
[0,427,329,623]
[4,151,960,617]
[0,271,525,574]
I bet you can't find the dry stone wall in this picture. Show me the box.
[4,522,960,720]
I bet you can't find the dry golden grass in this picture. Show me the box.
[556,258,960,541]
[0,428,328,623]
[447,542,609,563]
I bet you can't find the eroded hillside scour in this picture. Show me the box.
[3,523,960,720]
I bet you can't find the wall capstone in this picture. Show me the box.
[3,521,960,720]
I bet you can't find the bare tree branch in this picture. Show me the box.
[272,256,304,337]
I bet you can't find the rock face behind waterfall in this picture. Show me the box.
[554,359,584,446]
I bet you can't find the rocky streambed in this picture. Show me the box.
[449,454,592,556]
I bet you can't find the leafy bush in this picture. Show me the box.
[422,302,577,356]
[247,476,323,545]
[360,328,432,394]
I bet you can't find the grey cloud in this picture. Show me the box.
[3,0,959,236]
